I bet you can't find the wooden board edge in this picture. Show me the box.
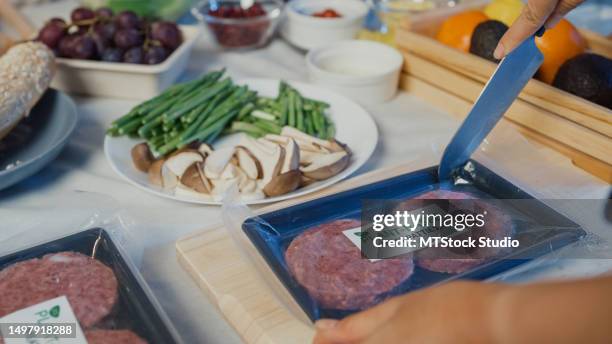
[175,160,440,344]
[176,230,314,344]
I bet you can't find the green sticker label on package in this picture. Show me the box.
[0,296,87,344]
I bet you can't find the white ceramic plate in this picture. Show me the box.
[104,78,378,205]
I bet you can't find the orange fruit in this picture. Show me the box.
[536,19,588,84]
[436,11,488,52]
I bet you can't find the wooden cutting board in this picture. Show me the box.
[175,160,435,344]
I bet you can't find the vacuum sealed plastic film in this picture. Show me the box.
[0,192,181,344]
[222,123,609,323]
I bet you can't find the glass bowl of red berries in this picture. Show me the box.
[192,0,284,49]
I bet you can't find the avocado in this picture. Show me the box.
[469,20,508,63]
[553,53,612,109]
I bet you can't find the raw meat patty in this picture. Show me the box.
[85,330,148,344]
[0,252,118,327]
[285,219,414,310]
[402,189,513,274]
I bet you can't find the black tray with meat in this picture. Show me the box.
[0,228,180,344]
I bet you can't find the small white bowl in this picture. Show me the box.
[50,25,201,100]
[281,0,368,51]
[306,40,403,104]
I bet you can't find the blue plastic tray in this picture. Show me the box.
[242,160,585,321]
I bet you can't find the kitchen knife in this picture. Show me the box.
[438,29,545,181]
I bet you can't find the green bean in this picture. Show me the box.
[252,119,282,134]
[295,92,304,132]
[163,78,232,123]
[230,121,268,138]
[288,91,296,127]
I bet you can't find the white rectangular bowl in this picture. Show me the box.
[51,25,201,100]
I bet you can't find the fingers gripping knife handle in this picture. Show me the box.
[437,28,545,181]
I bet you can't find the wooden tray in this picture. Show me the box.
[176,161,434,344]
[401,74,612,182]
[398,2,612,121]
[396,2,612,182]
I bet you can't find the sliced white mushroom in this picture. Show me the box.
[198,143,214,156]
[257,137,281,151]
[180,162,212,194]
[299,150,327,166]
[165,151,203,177]
[161,151,203,190]
[148,159,165,187]
[219,162,239,180]
[239,136,284,186]
[162,164,179,190]
[235,146,263,179]
[281,138,300,174]
[329,139,351,155]
[169,147,198,158]
[131,142,154,172]
[240,178,258,193]
[280,126,344,152]
[235,167,258,193]
[263,170,301,197]
[266,133,326,154]
[203,147,235,179]
[241,136,301,196]
[300,175,317,188]
[263,134,291,146]
[301,151,350,180]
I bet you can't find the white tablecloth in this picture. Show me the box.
[1,2,610,343]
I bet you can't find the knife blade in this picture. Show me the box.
[438,30,545,181]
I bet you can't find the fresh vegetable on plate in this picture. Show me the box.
[107,70,335,156]
[228,81,335,140]
[107,70,352,200]
[139,127,351,200]
[36,7,183,65]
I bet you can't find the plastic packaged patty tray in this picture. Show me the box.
[241,160,586,321]
[0,228,180,344]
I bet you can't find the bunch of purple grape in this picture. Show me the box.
[37,7,183,64]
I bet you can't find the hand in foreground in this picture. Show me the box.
[313,281,505,344]
[494,0,584,59]
[313,275,612,344]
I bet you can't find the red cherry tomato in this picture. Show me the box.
[313,8,342,18]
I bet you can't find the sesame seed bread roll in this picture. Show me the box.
[0,42,55,140]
